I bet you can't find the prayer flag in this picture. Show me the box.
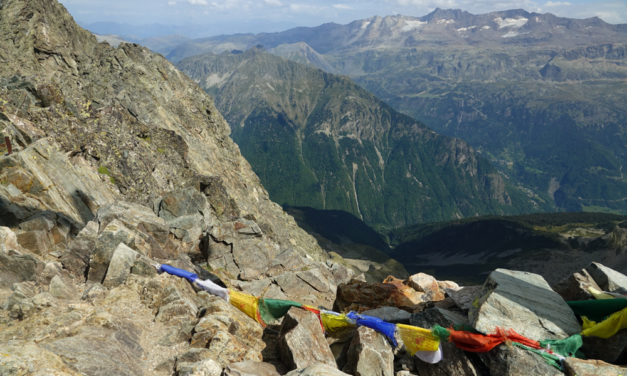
[258,298,302,324]
[397,323,440,354]
[229,290,264,326]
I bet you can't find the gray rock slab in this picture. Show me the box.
[362,306,411,323]
[447,285,482,311]
[42,326,144,376]
[342,326,394,376]
[469,269,581,340]
[279,307,337,371]
[478,344,563,376]
[586,262,627,294]
[103,243,139,287]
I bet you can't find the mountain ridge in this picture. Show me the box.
[178,49,549,229]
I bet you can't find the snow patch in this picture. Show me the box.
[494,17,528,29]
[457,25,477,32]
[361,20,371,29]
[502,31,519,38]
[436,19,455,25]
[401,19,427,32]
[481,25,491,30]
[203,73,229,87]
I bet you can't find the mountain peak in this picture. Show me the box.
[422,8,472,22]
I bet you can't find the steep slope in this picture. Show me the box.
[162,9,627,214]
[178,49,547,229]
[0,0,331,262]
[0,0,362,373]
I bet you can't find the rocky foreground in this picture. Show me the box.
[1,0,626,375]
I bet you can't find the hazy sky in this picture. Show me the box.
[59,0,627,37]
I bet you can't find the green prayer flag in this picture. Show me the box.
[258,298,302,324]
[539,334,584,358]
[567,298,627,322]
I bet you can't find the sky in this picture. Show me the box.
[59,0,627,38]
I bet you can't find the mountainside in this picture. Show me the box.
[177,49,546,229]
[389,212,627,284]
[0,0,360,373]
[162,9,627,214]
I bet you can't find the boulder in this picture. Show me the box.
[477,344,563,376]
[279,307,336,371]
[49,275,76,299]
[0,248,43,288]
[334,279,422,312]
[553,269,601,301]
[87,219,135,283]
[411,308,481,376]
[0,226,20,251]
[447,285,481,311]
[362,306,411,324]
[285,364,351,376]
[586,262,627,294]
[223,361,281,376]
[469,269,581,340]
[580,329,627,364]
[175,358,222,376]
[102,243,140,287]
[190,294,265,365]
[342,326,394,376]
[407,273,445,302]
[564,358,627,376]
[16,229,53,255]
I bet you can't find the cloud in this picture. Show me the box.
[187,0,207,5]
[289,3,323,13]
[333,4,352,10]
[168,1,177,5]
[545,1,571,6]
[264,0,283,5]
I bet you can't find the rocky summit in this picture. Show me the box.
[1,1,626,375]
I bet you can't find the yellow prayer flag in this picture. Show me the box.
[229,290,264,326]
[321,312,356,336]
[396,323,440,354]
[581,307,627,339]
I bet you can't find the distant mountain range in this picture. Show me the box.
[177,49,547,229]
[160,8,627,215]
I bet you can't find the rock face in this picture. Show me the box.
[0,0,350,375]
[279,307,337,371]
[342,326,394,376]
[469,269,581,340]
